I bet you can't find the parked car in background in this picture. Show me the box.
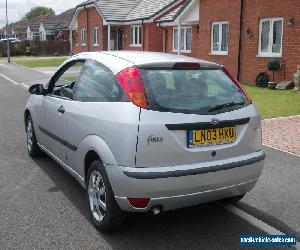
[24,51,265,232]
[0,38,21,43]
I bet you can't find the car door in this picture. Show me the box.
[39,60,86,163]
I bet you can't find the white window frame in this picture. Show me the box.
[172,26,192,53]
[130,25,142,47]
[210,21,229,55]
[93,27,99,46]
[80,28,86,46]
[258,17,283,58]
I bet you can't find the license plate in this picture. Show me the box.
[188,127,236,148]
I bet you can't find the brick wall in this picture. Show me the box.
[196,0,300,84]
[122,23,163,52]
[197,0,242,78]
[122,25,143,51]
[145,23,164,52]
[73,7,105,53]
[74,9,164,53]
[240,0,300,84]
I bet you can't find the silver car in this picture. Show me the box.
[25,51,264,231]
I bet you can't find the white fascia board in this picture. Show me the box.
[105,20,147,26]
[104,21,123,26]
[39,22,45,32]
[159,21,198,27]
[69,7,82,29]
[174,0,199,23]
[69,4,107,28]
[114,20,144,26]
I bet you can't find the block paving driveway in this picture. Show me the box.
[262,116,300,156]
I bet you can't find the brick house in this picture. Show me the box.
[239,0,300,84]
[67,0,300,84]
[27,9,75,41]
[0,19,31,40]
[69,0,181,53]
[1,9,74,42]
[157,0,300,84]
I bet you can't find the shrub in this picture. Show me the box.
[268,59,281,82]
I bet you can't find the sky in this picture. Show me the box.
[0,0,84,28]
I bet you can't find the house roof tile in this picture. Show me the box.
[42,8,75,31]
[156,4,184,22]
[124,0,176,21]
[94,0,140,21]
[77,0,178,22]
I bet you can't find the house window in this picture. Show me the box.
[173,27,192,52]
[93,27,99,46]
[80,28,86,45]
[130,25,142,46]
[259,17,283,57]
[211,22,229,55]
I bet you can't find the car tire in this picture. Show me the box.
[26,115,42,157]
[222,194,246,204]
[86,160,126,232]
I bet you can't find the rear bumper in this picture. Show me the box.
[105,151,264,212]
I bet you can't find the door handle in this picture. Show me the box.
[57,105,65,114]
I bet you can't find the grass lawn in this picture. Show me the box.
[243,84,300,119]
[12,56,68,68]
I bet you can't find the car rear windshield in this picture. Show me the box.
[139,68,250,115]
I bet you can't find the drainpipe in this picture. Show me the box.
[142,19,145,51]
[178,21,181,55]
[84,6,89,51]
[157,22,167,53]
[237,0,244,81]
[69,28,73,54]
[107,23,111,50]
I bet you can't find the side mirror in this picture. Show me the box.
[28,84,46,95]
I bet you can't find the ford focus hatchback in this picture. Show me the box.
[25,51,264,232]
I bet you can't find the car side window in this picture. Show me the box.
[73,60,125,102]
[49,60,85,99]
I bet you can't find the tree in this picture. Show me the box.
[25,7,54,20]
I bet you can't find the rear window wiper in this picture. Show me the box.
[208,102,245,112]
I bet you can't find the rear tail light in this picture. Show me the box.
[116,66,148,109]
[222,67,252,102]
[127,198,150,208]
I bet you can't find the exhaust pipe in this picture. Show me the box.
[151,206,162,215]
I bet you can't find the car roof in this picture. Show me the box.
[67,51,221,74]
[101,51,218,66]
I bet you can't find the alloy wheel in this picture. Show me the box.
[88,170,107,222]
[27,121,33,152]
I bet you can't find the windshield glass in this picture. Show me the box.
[139,68,250,115]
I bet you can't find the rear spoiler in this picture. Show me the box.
[137,62,222,70]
